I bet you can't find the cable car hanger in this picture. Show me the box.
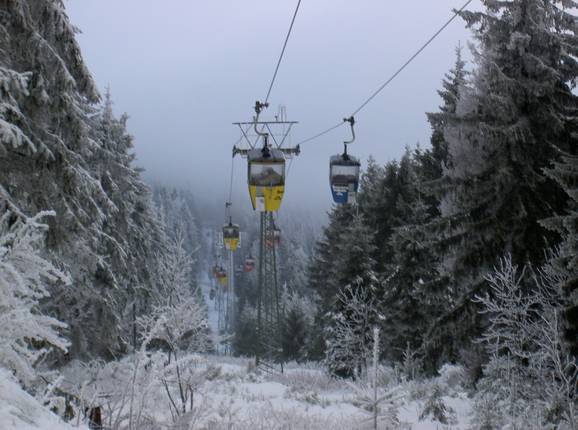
[254,101,271,157]
[225,201,232,221]
[342,116,355,159]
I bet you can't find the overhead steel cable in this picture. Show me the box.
[297,0,474,146]
[225,135,243,222]
[265,0,303,104]
[297,122,344,146]
[227,156,235,207]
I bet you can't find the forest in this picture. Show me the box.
[1,0,578,429]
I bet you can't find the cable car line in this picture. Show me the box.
[219,0,302,358]
[264,0,302,104]
[227,157,235,210]
[296,0,474,146]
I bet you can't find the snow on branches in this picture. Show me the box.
[473,255,578,428]
[0,207,69,387]
[325,282,378,379]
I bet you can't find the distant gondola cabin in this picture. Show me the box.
[222,223,240,251]
[266,227,281,249]
[216,268,227,287]
[329,154,360,204]
[243,256,255,273]
[247,147,285,212]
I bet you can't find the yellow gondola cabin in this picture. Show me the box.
[222,221,240,251]
[247,147,285,212]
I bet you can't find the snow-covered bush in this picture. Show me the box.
[325,282,377,378]
[61,355,162,430]
[398,342,422,381]
[472,256,578,429]
[275,363,341,394]
[0,368,89,430]
[347,327,402,430]
[419,383,457,425]
[0,207,69,388]
[469,391,505,430]
[437,364,466,394]
[62,352,220,430]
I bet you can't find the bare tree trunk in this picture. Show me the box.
[128,357,140,430]
[174,350,187,414]
[372,326,379,430]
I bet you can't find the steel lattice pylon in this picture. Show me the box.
[214,230,237,356]
[232,102,299,371]
[256,212,282,367]
[226,249,235,334]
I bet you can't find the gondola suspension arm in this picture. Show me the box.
[254,101,270,151]
[343,116,355,159]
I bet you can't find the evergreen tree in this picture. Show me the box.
[425,45,467,175]
[542,153,578,356]
[357,156,386,230]
[384,152,445,361]
[308,204,356,315]
[379,50,468,364]
[320,214,379,376]
[0,205,69,388]
[280,306,307,363]
[421,0,578,365]
[232,304,259,357]
[0,1,171,359]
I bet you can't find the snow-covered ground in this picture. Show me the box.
[200,270,221,349]
[1,354,473,430]
[169,356,472,429]
[0,370,88,430]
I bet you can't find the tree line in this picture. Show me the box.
[301,0,578,384]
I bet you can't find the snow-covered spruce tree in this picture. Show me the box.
[542,153,578,357]
[356,157,386,248]
[425,45,467,176]
[373,48,467,369]
[154,230,196,307]
[323,214,380,377]
[276,217,313,298]
[358,157,410,271]
[281,306,307,363]
[153,186,201,265]
[84,89,169,355]
[307,204,356,360]
[332,214,378,303]
[379,149,447,364]
[310,149,440,367]
[0,2,169,358]
[279,289,316,363]
[422,0,578,366]
[0,198,69,389]
[232,304,260,357]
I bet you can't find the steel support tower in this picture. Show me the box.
[226,248,235,334]
[233,103,299,370]
[256,212,282,367]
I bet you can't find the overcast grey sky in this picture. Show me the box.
[65,0,481,216]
